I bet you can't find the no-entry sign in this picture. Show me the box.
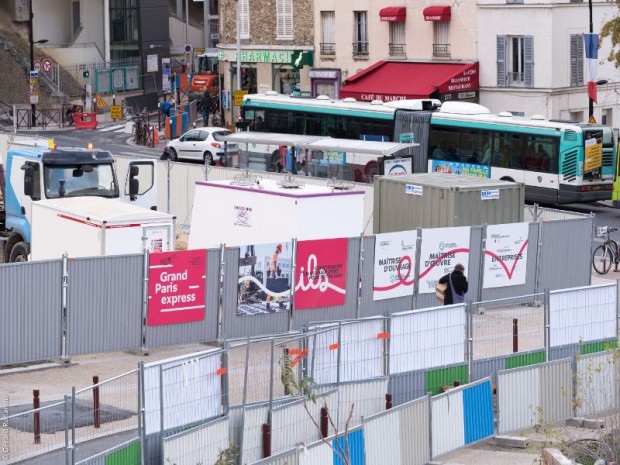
[148,249,207,326]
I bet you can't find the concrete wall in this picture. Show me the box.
[33,0,72,44]
[169,15,204,49]
[74,0,105,55]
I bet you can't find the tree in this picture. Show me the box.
[600,12,620,67]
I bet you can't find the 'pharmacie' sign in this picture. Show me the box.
[217,49,294,64]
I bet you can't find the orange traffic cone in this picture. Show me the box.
[153,129,159,145]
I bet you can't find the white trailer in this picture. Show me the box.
[188,178,365,249]
[30,197,175,260]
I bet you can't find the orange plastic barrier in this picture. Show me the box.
[74,113,98,130]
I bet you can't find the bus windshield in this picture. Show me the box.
[43,163,119,199]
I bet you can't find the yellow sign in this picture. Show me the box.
[233,90,248,106]
[584,137,603,173]
[110,105,122,120]
[96,94,108,109]
[589,115,597,124]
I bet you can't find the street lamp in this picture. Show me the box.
[28,0,48,126]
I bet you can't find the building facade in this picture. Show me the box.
[217,0,314,123]
[479,0,620,124]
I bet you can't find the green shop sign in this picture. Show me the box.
[217,50,313,67]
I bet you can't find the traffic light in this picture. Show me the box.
[241,68,249,89]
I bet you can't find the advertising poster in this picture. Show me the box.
[237,242,292,316]
[483,223,529,288]
[162,58,171,92]
[373,231,418,301]
[432,160,490,179]
[148,249,207,326]
[295,238,348,309]
[584,136,603,176]
[418,227,471,294]
[383,156,412,176]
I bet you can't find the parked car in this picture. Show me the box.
[164,128,238,165]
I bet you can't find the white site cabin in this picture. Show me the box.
[30,197,175,260]
[188,178,365,249]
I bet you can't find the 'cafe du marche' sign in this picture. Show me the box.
[217,50,295,64]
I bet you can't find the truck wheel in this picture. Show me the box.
[9,242,28,263]
[204,151,214,166]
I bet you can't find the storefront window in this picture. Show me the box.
[274,65,300,95]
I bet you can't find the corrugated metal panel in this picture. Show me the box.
[241,404,270,465]
[538,217,594,291]
[425,364,469,396]
[399,396,431,465]
[164,417,229,465]
[0,260,62,365]
[300,440,332,465]
[462,380,494,444]
[271,396,325,455]
[373,173,524,234]
[251,449,299,465]
[221,247,290,339]
[147,248,220,347]
[506,350,546,369]
[471,356,508,382]
[77,438,140,465]
[497,366,540,433]
[292,237,361,331]
[431,389,465,458]
[390,305,466,373]
[524,205,590,222]
[580,339,618,355]
[388,370,425,406]
[68,255,142,355]
[337,379,388,431]
[333,428,365,465]
[76,453,106,465]
[549,284,616,347]
[540,359,572,424]
[576,352,618,416]
[307,326,339,384]
[363,408,401,465]
[358,235,413,318]
[480,222,539,301]
[549,343,580,362]
[229,405,244,448]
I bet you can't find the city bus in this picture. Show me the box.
[241,93,616,204]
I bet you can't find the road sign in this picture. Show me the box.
[33,60,41,73]
[233,89,248,106]
[96,94,108,109]
[589,115,597,124]
[110,105,122,120]
[29,70,38,78]
[42,58,52,75]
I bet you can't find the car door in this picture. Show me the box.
[176,130,199,160]
[119,159,158,210]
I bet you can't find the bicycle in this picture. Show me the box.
[592,226,620,274]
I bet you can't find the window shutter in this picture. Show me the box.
[277,0,293,39]
[524,35,534,88]
[390,21,405,45]
[322,11,335,44]
[570,34,584,87]
[497,35,506,87]
[239,0,249,39]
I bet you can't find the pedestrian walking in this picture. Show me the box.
[438,263,468,305]
[202,89,211,126]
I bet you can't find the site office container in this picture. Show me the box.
[188,179,365,249]
[30,197,175,261]
[373,172,525,233]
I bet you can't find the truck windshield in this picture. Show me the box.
[43,163,119,199]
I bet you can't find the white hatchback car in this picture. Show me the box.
[164,127,238,165]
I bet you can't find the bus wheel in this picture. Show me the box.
[500,176,515,183]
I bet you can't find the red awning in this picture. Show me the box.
[380,7,407,22]
[340,61,479,102]
[423,6,451,21]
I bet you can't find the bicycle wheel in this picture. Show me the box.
[593,245,613,274]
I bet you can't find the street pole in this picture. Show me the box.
[236,0,241,90]
[589,0,594,119]
[29,0,35,127]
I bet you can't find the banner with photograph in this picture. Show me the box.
[295,238,348,310]
[373,231,418,301]
[419,227,471,294]
[483,223,529,288]
[237,242,292,316]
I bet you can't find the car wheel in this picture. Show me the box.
[204,151,214,166]
[168,148,178,161]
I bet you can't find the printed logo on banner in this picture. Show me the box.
[148,249,207,326]
[295,238,348,309]
[481,189,500,200]
[373,231,418,301]
[483,223,529,288]
[405,184,423,196]
[237,242,292,316]
[234,205,252,228]
[418,227,471,294]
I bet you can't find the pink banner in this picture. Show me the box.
[295,238,348,310]
[148,249,207,326]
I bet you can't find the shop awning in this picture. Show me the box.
[380,7,407,22]
[340,61,479,103]
[423,6,451,21]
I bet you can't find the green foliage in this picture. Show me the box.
[601,12,620,68]
[215,443,238,465]
[279,350,318,403]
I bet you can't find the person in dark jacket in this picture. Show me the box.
[438,263,468,305]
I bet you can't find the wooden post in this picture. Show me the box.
[33,390,40,444]
[93,376,100,428]
[513,318,519,353]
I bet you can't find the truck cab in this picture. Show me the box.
[0,145,156,262]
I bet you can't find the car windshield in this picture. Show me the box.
[212,130,232,141]
[43,163,119,199]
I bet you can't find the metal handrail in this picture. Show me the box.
[352,41,369,55]
[389,43,406,56]
[432,43,451,57]
[320,43,336,55]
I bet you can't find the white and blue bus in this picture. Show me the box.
[241,93,616,204]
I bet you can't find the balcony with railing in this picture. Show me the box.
[432,44,450,58]
[389,43,406,57]
[507,72,525,86]
[320,43,336,56]
[353,41,369,56]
